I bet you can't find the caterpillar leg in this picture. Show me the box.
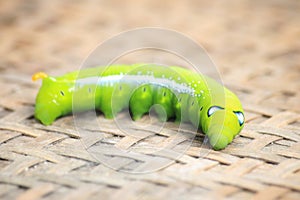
[97,86,123,119]
[173,93,190,123]
[129,85,153,120]
[153,87,175,121]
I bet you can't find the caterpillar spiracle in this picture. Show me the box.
[32,64,245,150]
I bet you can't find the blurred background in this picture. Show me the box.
[1,0,299,110]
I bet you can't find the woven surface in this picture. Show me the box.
[1,0,300,199]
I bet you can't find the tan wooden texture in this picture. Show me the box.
[1,0,300,199]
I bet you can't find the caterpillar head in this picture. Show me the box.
[33,73,72,125]
[200,88,245,150]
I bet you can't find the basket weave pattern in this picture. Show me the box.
[1,0,300,199]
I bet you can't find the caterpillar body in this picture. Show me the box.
[33,64,244,150]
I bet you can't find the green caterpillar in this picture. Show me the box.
[32,64,244,150]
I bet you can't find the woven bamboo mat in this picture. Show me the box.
[1,0,300,199]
